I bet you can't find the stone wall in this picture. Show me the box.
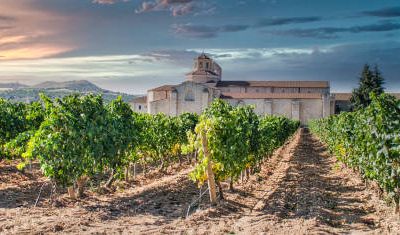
[148,90,169,102]
[173,81,214,115]
[148,98,170,114]
[130,102,147,113]
[219,87,328,94]
[222,98,324,125]
[299,98,323,125]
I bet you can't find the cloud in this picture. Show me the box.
[171,2,197,17]
[269,21,400,39]
[172,23,249,38]
[171,16,322,39]
[0,1,76,60]
[135,1,158,13]
[0,35,27,45]
[0,26,14,30]
[92,0,129,4]
[135,0,212,17]
[362,7,400,18]
[0,15,16,21]
[350,21,400,33]
[256,16,322,27]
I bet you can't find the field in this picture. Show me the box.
[1,128,400,234]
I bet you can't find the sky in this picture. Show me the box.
[0,0,399,94]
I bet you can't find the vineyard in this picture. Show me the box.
[309,93,400,214]
[0,95,298,201]
[1,94,400,234]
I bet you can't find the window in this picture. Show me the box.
[206,62,209,68]
[256,89,259,93]
[185,91,195,101]
[199,62,203,68]
[138,105,141,110]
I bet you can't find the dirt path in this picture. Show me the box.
[159,128,400,234]
[1,128,400,234]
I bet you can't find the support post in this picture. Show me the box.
[201,129,217,206]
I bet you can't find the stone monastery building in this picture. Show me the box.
[130,53,335,125]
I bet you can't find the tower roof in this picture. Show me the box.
[197,53,210,59]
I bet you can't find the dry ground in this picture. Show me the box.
[1,128,400,234]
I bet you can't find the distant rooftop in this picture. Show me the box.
[216,81,329,88]
[220,92,322,99]
[332,93,352,101]
[130,96,147,103]
[148,85,175,91]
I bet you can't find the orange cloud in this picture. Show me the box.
[0,45,73,60]
[0,0,77,60]
[0,35,27,45]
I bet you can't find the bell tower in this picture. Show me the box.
[185,53,222,83]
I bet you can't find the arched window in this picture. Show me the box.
[138,105,142,110]
[185,91,195,101]
[199,62,203,68]
[206,62,209,68]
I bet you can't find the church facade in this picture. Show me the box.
[130,53,334,125]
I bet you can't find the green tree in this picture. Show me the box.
[350,64,385,111]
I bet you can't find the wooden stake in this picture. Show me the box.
[201,129,217,206]
[67,186,76,199]
[76,177,85,198]
[230,176,234,192]
[125,165,130,182]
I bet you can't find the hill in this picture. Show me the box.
[0,80,137,104]
[31,80,107,93]
[0,82,29,89]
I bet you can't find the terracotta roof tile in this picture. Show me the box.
[130,96,147,103]
[220,92,322,99]
[332,93,352,101]
[216,81,329,88]
[148,85,174,91]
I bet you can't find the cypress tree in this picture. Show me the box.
[350,64,385,111]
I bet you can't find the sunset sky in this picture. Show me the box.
[0,0,399,94]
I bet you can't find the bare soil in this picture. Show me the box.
[1,128,400,234]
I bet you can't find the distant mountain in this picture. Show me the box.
[31,80,107,93]
[0,80,137,104]
[0,82,29,89]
